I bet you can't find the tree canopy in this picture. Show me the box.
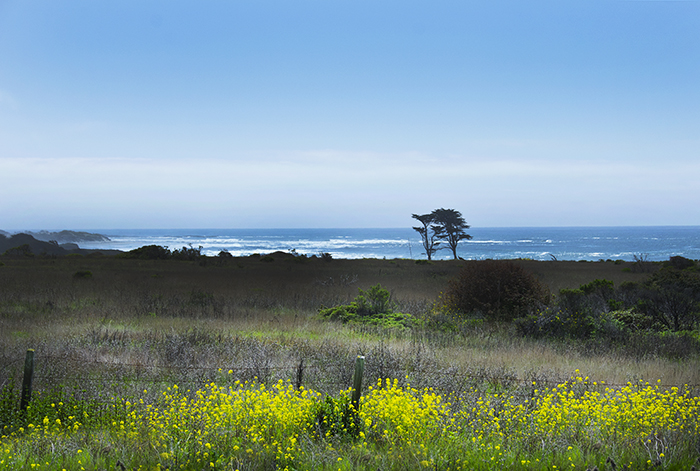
[412,213,443,261]
[431,208,472,259]
[412,208,471,260]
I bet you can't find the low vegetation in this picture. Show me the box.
[438,260,551,322]
[1,251,698,469]
[511,257,700,358]
[319,284,418,328]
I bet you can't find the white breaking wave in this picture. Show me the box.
[74,227,700,261]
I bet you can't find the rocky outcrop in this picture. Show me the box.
[0,233,69,256]
[0,233,120,256]
[28,230,110,243]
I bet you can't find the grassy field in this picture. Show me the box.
[1,253,698,470]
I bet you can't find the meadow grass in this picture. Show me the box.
[1,254,698,469]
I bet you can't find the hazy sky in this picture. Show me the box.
[1,1,699,229]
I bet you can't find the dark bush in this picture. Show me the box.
[216,250,233,265]
[3,244,33,257]
[120,245,172,260]
[514,257,700,357]
[582,330,700,359]
[558,279,618,315]
[73,270,93,279]
[443,261,550,321]
[666,255,696,271]
[637,267,700,331]
[514,307,631,341]
[172,245,203,261]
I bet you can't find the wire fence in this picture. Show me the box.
[3,350,698,410]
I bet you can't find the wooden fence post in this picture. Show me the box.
[295,358,304,390]
[351,355,365,410]
[20,349,35,412]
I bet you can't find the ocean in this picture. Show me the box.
[76,226,700,261]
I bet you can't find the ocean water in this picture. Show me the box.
[77,226,700,261]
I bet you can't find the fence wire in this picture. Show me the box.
[4,352,696,400]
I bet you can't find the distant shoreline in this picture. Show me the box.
[3,227,699,261]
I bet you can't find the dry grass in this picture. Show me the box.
[1,253,697,406]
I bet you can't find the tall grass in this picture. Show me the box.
[1,254,698,469]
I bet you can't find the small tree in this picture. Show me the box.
[432,208,472,259]
[412,213,443,260]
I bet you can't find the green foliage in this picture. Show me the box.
[73,270,93,279]
[514,307,631,341]
[443,261,550,321]
[3,244,34,257]
[311,394,360,439]
[516,277,647,340]
[0,376,19,431]
[355,284,395,315]
[637,266,700,331]
[319,284,418,328]
[515,262,700,347]
[557,279,618,316]
[319,252,333,262]
[666,255,696,271]
[260,255,274,263]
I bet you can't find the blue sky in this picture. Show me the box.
[1,1,698,229]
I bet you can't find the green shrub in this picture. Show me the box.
[3,244,33,257]
[443,261,550,321]
[73,270,93,279]
[260,255,274,263]
[319,284,418,328]
[514,307,631,341]
[514,263,700,343]
[354,284,395,315]
[516,278,647,340]
[558,279,618,316]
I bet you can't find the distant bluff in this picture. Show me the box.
[27,230,110,244]
[0,231,117,257]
